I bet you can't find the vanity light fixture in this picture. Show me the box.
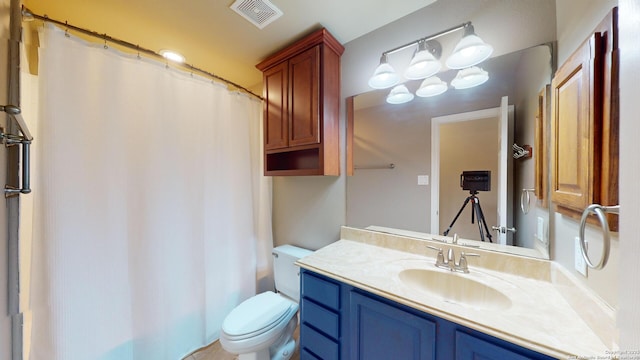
[367,21,493,104]
[159,49,185,63]
[386,84,414,104]
[450,66,489,89]
[445,24,494,69]
[404,40,442,80]
[368,54,400,89]
[416,76,448,97]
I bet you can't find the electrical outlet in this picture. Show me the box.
[574,236,588,277]
[417,175,429,186]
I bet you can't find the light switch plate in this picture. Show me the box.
[418,175,429,186]
[536,217,545,243]
[574,236,588,277]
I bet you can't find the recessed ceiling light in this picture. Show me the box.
[159,50,185,63]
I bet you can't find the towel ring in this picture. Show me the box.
[578,204,619,270]
[520,189,535,214]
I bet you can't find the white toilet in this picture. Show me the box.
[220,245,313,360]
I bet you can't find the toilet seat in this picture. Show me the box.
[221,291,297,340]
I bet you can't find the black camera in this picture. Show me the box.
[460,170,491,192]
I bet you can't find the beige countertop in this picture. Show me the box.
[296,226,617,359]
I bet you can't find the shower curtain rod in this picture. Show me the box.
[21,6,263,100]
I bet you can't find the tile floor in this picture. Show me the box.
[183,328,300,360]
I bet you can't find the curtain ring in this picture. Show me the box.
[578,204,619,270]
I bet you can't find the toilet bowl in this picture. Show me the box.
[219,245,312,360]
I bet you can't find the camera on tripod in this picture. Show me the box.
[443,170,493,242]
[460,170,491,193]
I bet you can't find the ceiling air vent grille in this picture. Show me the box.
[230,0,283,29]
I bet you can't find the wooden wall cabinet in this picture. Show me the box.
[550,8,618,229]
[256,28,344,176]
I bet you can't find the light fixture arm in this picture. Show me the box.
[382,21,471,56]
[463,23,476,37]
[417,40,442,59]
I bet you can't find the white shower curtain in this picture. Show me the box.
[25,25,273,360]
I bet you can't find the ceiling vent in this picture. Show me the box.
[230,0,283,29]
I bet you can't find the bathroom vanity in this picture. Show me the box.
[296,227,615,359]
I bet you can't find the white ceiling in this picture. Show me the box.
[23,0,436,91]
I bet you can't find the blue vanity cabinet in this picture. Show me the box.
[300,269,557,360]
[455,331,543,360]
[300,270,348,359]
[350,291,436,359]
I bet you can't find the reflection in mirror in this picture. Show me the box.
[346,44,553,259]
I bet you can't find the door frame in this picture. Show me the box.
[430,103,514,244]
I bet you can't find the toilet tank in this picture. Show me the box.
[273,245,313,302]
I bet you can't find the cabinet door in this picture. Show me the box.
[550,33,603,210]
[456,332,549,360]
[350,292,436,360]
[263,61,288,150]
[288,45,320,147]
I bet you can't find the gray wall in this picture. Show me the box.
[348,101,430,232]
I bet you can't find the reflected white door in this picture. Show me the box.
[496,96,514,245]
[431,98,514,244]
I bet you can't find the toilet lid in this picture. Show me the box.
[222,291,295,337]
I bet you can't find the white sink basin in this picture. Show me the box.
[398,268,512,310]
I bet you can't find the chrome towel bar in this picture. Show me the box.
[354,163,395,170]
[578,204,619,270]
[1,104,33,197]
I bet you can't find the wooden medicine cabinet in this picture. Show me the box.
[550,8,618,230]
[256,28,344,176]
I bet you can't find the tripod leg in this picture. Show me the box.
[471,199,476,224]
[443,196,472,236]
[474,198,493,243]
[472,200,485,242]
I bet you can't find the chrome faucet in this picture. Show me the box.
[447,248,456,271]
[427,245,479,273]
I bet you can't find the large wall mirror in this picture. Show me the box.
[346,43,554,259]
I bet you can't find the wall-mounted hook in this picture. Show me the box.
[512,143,532,159]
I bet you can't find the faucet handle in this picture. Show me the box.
[426,245,446,267]
[461,251,480,257]
[426,245,442,252]
[457,252,480,273]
